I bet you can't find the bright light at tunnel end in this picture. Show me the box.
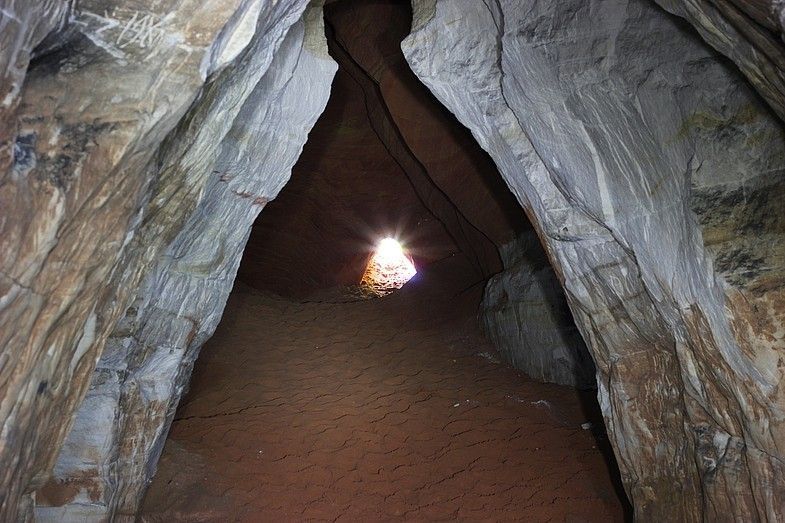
[361,237,417,295]
[376,238,406,265]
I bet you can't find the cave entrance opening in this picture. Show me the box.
[139,0,629,520]
[360,237,417,296]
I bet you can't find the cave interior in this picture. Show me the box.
[152,4,620,517]
[2,0,785,521]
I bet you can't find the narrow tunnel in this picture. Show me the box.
[136,1,626,520]
[4,0,785,521]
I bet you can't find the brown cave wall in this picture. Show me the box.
[238,0,532,298]
[237,0,593,390]
[236,66,459,298]
[325,0,528,250]
[319,0,594,388]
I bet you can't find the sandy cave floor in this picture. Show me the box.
[139,257,628,521]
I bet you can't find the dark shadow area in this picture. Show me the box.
[577,390,635,521]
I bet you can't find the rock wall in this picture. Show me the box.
[4,0,783,520]
[35,4,336,520]
[237,66,459,298]
[481,232,595,389]
[404,0,785,519]
[323,1,590,389]
[0,1,73,174]
[325,0,529,277]
[656,0,785,121]
[0,0,334,520]
[240,0,533,298]
[0,0,272,517]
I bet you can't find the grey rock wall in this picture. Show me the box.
[0,0,262,517]
[35,4,335,520]
[655,0,785,121]
[0,0,333,520]
[403,0,785,519]
[481,232,594,389]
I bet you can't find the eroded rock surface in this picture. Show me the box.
[0,1,72,174]
[2,0,784,520]
[36,4,336,520]
[404,0,785,519]
[482,232,594,389]
[1,0,277,517]
[0,0,334,520]
[656,0,785,121]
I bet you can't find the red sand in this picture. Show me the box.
[140,258,628,521]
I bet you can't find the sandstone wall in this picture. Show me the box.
[404,0,785,519]
[0,0,334,519]
[36,6,336,519]
[237,65,459,298]
[325,1,590,389]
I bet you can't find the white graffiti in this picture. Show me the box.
[76,9,181,60]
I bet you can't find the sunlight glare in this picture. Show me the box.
[361,237,417,295]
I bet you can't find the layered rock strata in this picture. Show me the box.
[0,0,333,519]
[35,4,335,520]
[1,0,283,517]
[404,0,785,519]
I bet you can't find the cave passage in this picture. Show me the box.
[139,1,628,520]
[140,257,624,521]
[2,0,782,519]
[361,238,418,296]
